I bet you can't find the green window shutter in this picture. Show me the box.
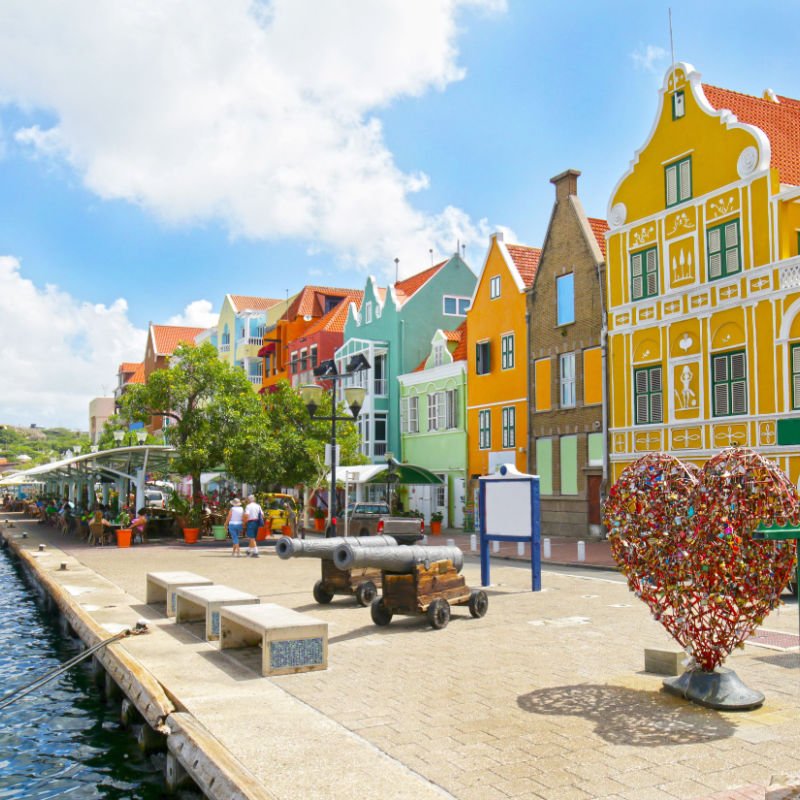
[649,367,663,423]
[730,352,747,415]
[713,355,729,416]
[793,345,800,409]
[535,438,553,495]
[679,159,691,201]
[631,252,643,300]
[707,220,740,279]
[645,249,658,297]
[708,227,722,279]
[724,221,740,274]
[560,435,578,495]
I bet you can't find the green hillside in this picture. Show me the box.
[0,425,91,468]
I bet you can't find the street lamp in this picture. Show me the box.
[300,354,370,533]
[112,429,148,447]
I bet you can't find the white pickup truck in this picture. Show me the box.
[331,502,424,545]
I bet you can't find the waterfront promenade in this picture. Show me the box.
[2,512,799,800]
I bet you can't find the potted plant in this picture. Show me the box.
[168,492,202,543]
[312,506,326,532]
[430,511,444,535]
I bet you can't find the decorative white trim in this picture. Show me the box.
[467,397,527,411]
[737,146,759,179]
[609,203,627,228]
[397,360,465,387]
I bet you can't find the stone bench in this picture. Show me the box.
[146,571,213,618]
[175,584,260,641]
[219,603,328,677]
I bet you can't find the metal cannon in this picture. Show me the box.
[275,535,398,560]
[276,536,398,607]
[333,543,464,574]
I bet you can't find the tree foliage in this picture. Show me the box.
[120,342,262,500]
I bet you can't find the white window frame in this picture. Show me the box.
[478,409,491,449]
[364,302,372,324]
[443,295,471,317]
[501,333,515,370]
[501,406,516,448]
[559,352,576,408]
[490,275,501,299]
[433,342,446,367]
[428,392,445,432]
[445,389,457,430]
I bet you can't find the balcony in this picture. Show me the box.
[237,336,264,347]
[374,378,387,396]
[247,374,263,386]
[219,343,231,353]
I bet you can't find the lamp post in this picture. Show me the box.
[300,354,370,533]
[113,429,148,447]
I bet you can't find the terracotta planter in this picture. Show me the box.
[116,528,132,548]
[282,525,293,537]
[256,526,269,541]
[182,527,200,544]
[430,520,442,535]
[314,517,326,532]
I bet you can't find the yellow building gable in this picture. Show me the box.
[606,62,800,483]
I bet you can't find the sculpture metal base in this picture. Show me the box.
[663,667,764,710]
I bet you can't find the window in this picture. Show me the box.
[556,273,575,325]
[707,219,741,280]
[665,156,692,207]
[374,354,387,395]
[712,351,747,417]
[443,295,471,316]
[796,231,800,256]
[364,302,372,324]
[490,275,501,299]
[478,409,491,449]
[401,395,419,433]
[587,432,604,466]
[792,345,800,410]
[433,342,446,367]
[290,351,298,374]
[502,406,516,448]
[672,90,685,120]
[535,438,553,495]
[559,352,575,408]
[300,349,308,371]
[374,414,387,456]
[501,333,515,370]
[634,366,663,424]
[631,247,658,301]
[310,345,318,369]
[445,389,457,430]
[560,435,578,495]
[428,392,444,431]
[476,341,490,375]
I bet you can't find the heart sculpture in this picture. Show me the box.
[604,448,798,672]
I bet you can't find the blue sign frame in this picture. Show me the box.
[478,468,541,591]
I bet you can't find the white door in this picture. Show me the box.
[452,478,465,528]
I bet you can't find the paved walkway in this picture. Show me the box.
[4,513,800,800]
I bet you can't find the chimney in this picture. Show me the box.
[551,169,581,202]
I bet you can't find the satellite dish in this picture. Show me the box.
[303,315,313,322]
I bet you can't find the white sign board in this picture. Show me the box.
[484,480,534,538]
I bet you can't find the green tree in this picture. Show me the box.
[120,342,263,508]
[224,380,365,492]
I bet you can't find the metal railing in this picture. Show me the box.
[374,378,387,396]
[247,374,263,385]
[219,343,231,353]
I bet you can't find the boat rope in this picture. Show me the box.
[0,621,149,711]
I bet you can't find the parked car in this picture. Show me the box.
[143,489,166,509]
[331,502,424,544]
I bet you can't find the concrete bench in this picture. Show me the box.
[219,603,328,676]
[146,571,213,617]
[175,584,260,641]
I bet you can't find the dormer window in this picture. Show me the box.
[672,90,685,120]
[490,276,501,299]
[364,302,372,324]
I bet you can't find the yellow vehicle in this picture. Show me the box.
[263,493,297,533]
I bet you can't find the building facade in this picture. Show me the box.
[397,323,468,528]
[606,63,800,482]
[466,234,541,489]
[528,170,608,538]
[335,255,476,463]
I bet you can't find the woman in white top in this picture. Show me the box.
[225,498,245,557]
[243,494,264,558]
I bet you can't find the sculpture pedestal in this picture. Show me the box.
[663,667,764,710]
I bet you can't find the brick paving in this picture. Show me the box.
[4,512,800,800]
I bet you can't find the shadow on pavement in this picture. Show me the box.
[517,683,736,746]
[753,652,800,669]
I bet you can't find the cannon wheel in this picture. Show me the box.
[313,580,334,604]
[370,598,393,626]
[355,580,377,607]
[468,589,488,618]
[427,599,451,630]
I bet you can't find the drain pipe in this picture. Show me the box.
[596,260,609,503]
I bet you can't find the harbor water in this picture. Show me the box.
[0,545,200,799]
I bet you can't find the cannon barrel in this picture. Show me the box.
[333,544,464,573]
[276,535,399,560]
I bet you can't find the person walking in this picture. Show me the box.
[242,494,264,558]
[225,498,244,557]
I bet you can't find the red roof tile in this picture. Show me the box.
[118,361,140,374]
[301,291,363,336]
[394,261,446,301]
[588,217,609,258]
[286,285,361,319]
[151,325,205,356]
[449,321,467,362]
[703,84,800,186]
[505,245,542,288]
[229,295,283,312]
[129,363,145,384]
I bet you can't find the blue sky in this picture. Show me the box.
[1,0,799,428]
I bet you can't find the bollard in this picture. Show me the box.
[543,538,551,559]
[38,544,46,552]
[60,562,68,571]
[21,532,27,539]
[517,541,525,556]
[492,540,500,553]
[577,540,586,562]
[447,538,455,548]
[470,534,477,551]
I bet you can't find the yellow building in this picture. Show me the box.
[606,63,800,482]
[467,233,541,485]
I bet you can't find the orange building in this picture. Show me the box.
[260,285,362,391]
[466,233,541,488]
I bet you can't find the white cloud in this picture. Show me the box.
[167,300,218,329]
[0,256,146,429]
[0,0,506,277]
[631,44,668,73]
